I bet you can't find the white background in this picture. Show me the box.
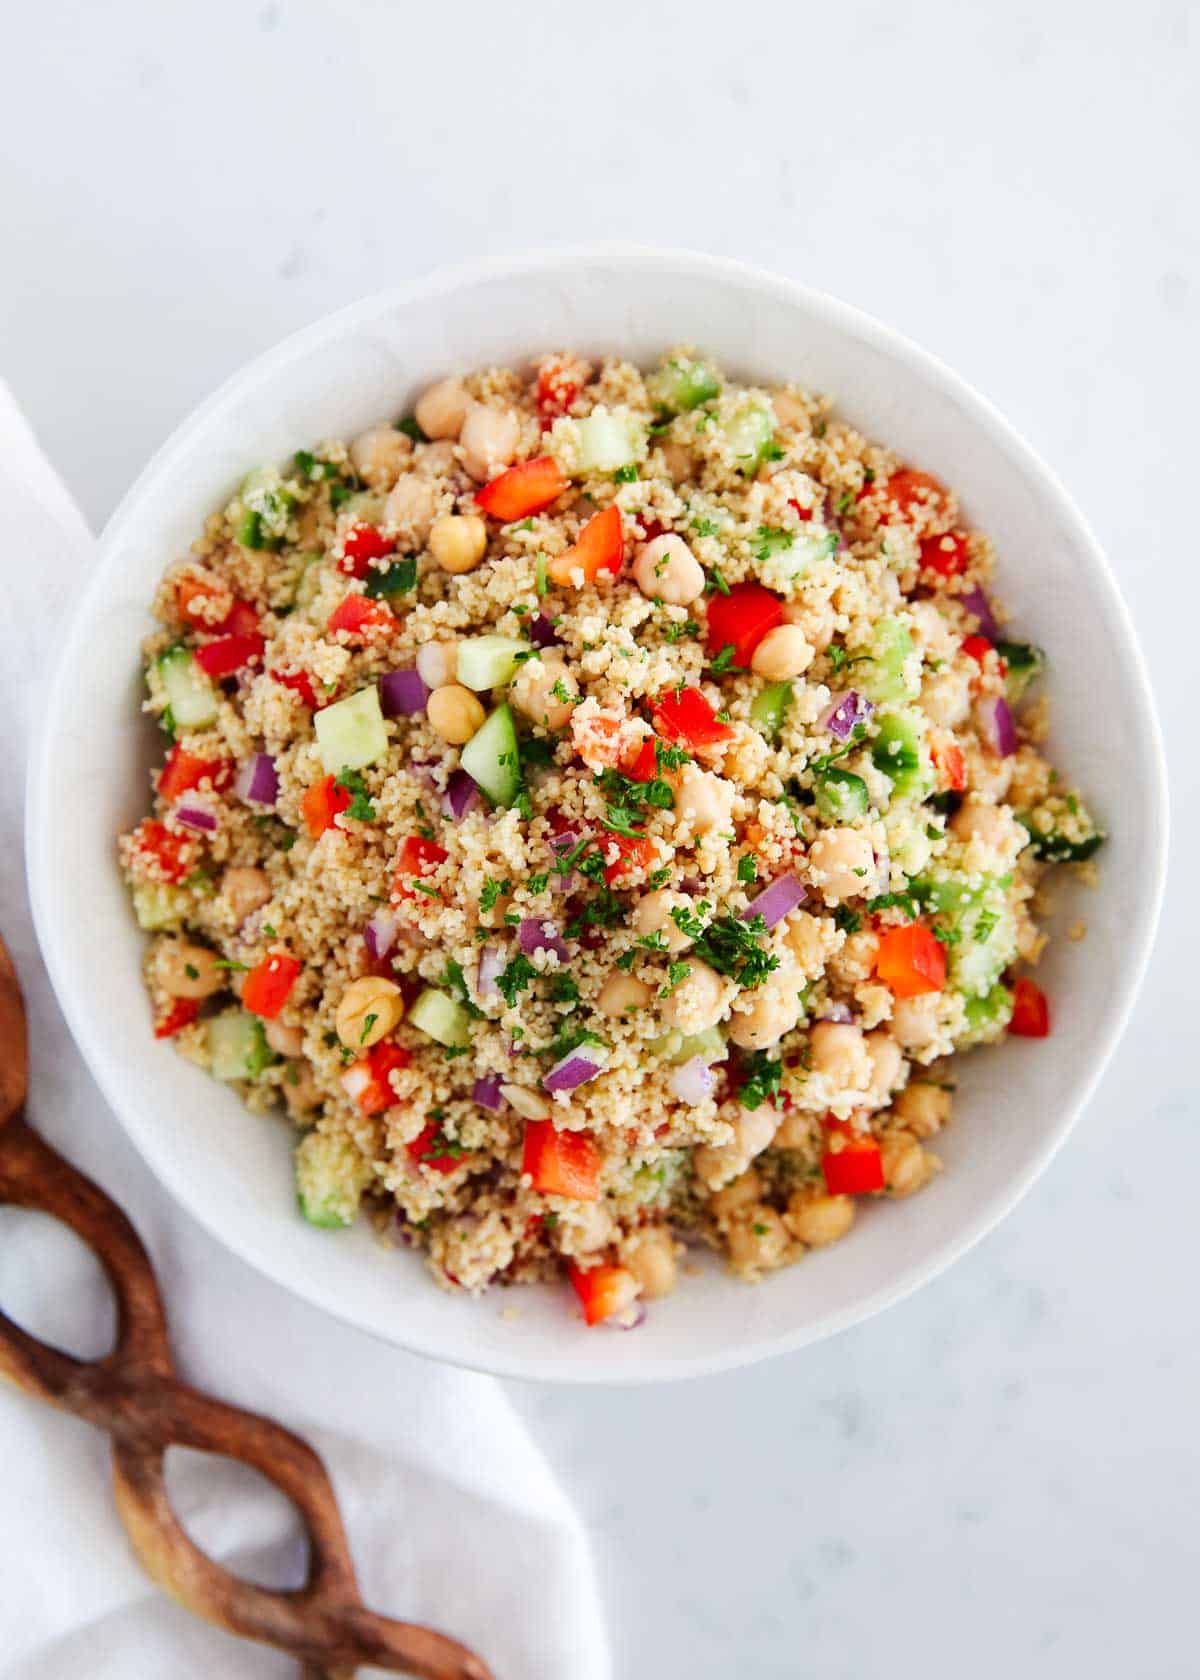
[2,2,1197,1676]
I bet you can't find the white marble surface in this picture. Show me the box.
[1,1,1196,1675]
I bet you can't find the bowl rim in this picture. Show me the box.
[26,243,1169,1384]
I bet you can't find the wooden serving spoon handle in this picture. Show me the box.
[0,936,492,1680]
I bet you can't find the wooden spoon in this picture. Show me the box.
[0,932,492,1680]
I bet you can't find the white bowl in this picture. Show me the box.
[27,247,1166,1384]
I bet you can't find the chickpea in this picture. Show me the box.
[429,513,487,575]
[427,683,486,745]
[889,994,943,1054]
[783,595,836,652]
[951,799,1019,851]
[501,1083,551,1121]
[726,1207,791,1275]
[632,888,694,954]
[156,939,224,1000]
[772,1107,812,1149]
[414,439,458,478]
[771,389,809,429]
[632,534,705,606]
[709,1167,762,1223]
[807,827,876,904]
[694,1104,778,1190]
[784,1191,855,1248]
[384,474,438,548]
[621,1227,678,1299]
[263,1018,303,1058]
[659,960,726,1035]
[560,1200,616,1255]
[961,738,1013,802]
[349,424,412,490]
[335,976,404,1050]
[658,441,693,482]
[922,667,971,728]
[596,973,652,1017]
[728,972,805,1050]
[219,865,271,925]
[510,656,577,730]
[460,404,520,482]
[673,764,734,838]
[415,640,458,690]
[807,1021,871,1090]
[880,1128,936,1197]
[750,624,814,682]
[893,1081,952,1137]
[414,377,470,441]
[863,1029,904,1104]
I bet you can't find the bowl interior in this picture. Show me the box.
[27,250,1165,1382]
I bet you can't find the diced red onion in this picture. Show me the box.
[519,917,569,962]
[548,828,578,854]
[472,1074,506,1112]
[529,613,561,649]
[959,584,999,642]
[669,1056,716,1105]
[819,1003,854,1024]
[380,667,429,717]
[407,755,440,791]
[820,690,874,741]
[444,769,480,820]
[233,752,279,808]
[174,803,217,833]
[543,1045,608,1093]
[975,695,1017,758]
[364,907,397,961]
[741,874,806,928]
[477,945,504,999]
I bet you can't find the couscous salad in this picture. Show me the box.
[119,351,1102,1327]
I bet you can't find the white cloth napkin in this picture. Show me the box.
[0,385,610,1680]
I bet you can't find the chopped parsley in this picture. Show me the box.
[691,516,720,538]
[394,415,426,442]
[363,557,418,598]
[613,463,639,483]
[660,960,692,997]
[738,1051,783,1111]
[834,906,863,935]
[409,879,441,899]
[360,1013,378,1044]
[867,891,919,921]
[214,958,249,972]
[709,643,737,674]
[496,954,537,1006]
[662,617,700,643]
[527,872,550,895]
[549,974,580,1004]
[648,866,672,889]
[479,877,511,913]
[705,565,731,596]
[737,855,758,885]
[334,768,375,822]
[753,525,793,561]
[692,912,779,988]
[441,959,485,1018]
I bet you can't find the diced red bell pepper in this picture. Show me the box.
[875,922,946,998]
[242,951,301,1020]
[821,1121,885,1195]
[475,456,568,521]
[406,1120,463,1175]
[1009,976,1050,1038]
[301,774,353,839]
[602,832,658,886]
[154,998,199,1039]
[223,600,262,639]
[787,498,814,522]
[881,468,946,521]
[157,746,231,801]
[326,594,395,641]
[961,634,994,665]
[176,573,233,629]
[128,818,192,884]
[919,530,970,578]
[272,667,321,710]
[193,633,266,678]
[568,1262,641,1326]
[338,522,396,577]
[652,686,735,750]
[344,1041,414,1115]
[522,1120,601,1200]
[392,836,449,899]
[535,354,588,427]
[547,504,624,587]
[704,582,784,669]
[624,737,659,783]
[931,739,967,793]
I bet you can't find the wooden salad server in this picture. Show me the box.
[0,934,492,1680]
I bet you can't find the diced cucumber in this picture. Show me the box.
[235,467,296,550]
[720,402,776,473]
[911,873,983,917]
[314,685,387,775]
[648,1026,727,1066]
[995,640,1045,703]
[157,646,218,728]
[750,681,793,741]
[961,981,1014,1042]
[294,1130,371,1229]
[409,987,471,1049]
[855,616,918,705]
[648,357,721,414]
[456,635,531,692]
[535,555,550,596]
[132,882,191,931]
[1017,794,1104,863]
[755,527,838,592]
[814,766,870,822]
[209,1009,274,1080]
[871,711,932,799]
[576,410,644,473]
[951,901,1017,998]
[460,702,521,806]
